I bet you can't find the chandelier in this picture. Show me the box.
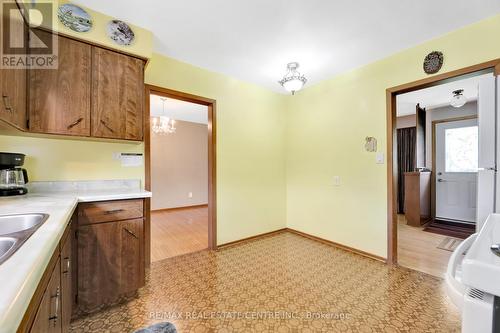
[278,62,307,95]
[151,97,176,134]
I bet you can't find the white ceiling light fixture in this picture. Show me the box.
[450,89,467,108]
[278,62,307,95]
[151,97,176,134]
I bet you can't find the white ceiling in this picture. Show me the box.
[150,94,208,124]
[396,73,492,116]
[76,0,500,93]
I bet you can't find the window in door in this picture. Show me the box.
[445,125,478,173]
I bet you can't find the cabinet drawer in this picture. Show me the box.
[78,199,144,225]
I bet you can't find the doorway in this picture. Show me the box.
[144,85,216,264]
[386,59,500,268]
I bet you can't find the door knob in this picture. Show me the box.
[491,244,500,258]
[437,178,446,182]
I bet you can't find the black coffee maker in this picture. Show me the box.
[0,152,29,196]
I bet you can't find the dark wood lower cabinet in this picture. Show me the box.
[60,229,72,332]
[30,258,62,333]
[19,199,145,331]
[77,217,144,313]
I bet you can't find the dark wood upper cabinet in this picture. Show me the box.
[29,32,91,136]
[91,47,144,140]
[0,5,27,130]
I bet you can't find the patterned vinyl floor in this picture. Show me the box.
[70,231,461,332]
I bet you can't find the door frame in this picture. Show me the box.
[144,84,217,266]
[386,59,500,265]
[431,115,478,220]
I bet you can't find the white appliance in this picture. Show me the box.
[446,213,500,332]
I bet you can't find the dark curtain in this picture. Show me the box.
[397,127,416,214]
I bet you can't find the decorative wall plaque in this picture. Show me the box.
[58,4,93,32]
[364,137,377,152]
[423,51,443,74]
[107,20,135,46]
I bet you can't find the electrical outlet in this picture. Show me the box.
[188,192,193,198]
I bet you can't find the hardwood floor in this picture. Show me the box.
[151,205,208,262]
[71,231,460,332]
[397,214,462,278]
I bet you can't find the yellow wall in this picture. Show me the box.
[145,55,288,245]
[286,14,500,258]
[2,6,500,252]
[0,135,144,182]
[0,52,288,246]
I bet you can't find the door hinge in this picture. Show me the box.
[74,230,78,239]
[75,294,78,304]
[26,119,29,129]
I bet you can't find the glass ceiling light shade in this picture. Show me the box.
[151,98,176,134]
[450,89,467,108]
[278,62,307,95]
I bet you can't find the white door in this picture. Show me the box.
[435,118,478,223]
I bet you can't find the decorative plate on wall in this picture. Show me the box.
[423,51,444,74]
[57,4,93,32]
[107,20,135,46]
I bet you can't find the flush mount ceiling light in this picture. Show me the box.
[450,89,467,108]
[151,97,176,135]
[278,62,307,95]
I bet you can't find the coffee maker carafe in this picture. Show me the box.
[0,152,29,196]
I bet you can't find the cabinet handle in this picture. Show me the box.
[124,227,138,239]
[62,256,70,274]
[49,286,60,326]
[67,117,83,129]
[100,120,115,133]
[2,95,13,112]
[104,208,124,215]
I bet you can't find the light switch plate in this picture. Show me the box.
[333,176,341,186]
[376,152,384,164]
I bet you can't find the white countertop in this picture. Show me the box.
[0,187,151,333]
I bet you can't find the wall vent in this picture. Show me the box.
[468,288,485,300]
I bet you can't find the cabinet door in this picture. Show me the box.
[60,229,72,333]
[77,218,144,312]
[120,218,145,293]
[30,259,62,333]
[29,32,91,136]
[91,47,144,140]
[77,221,121,312]
[0,5,27,129]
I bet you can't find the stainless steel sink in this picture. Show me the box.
[0,213,49,235]
[0,213,49,265]
[0,237,16,264]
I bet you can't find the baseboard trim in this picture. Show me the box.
[216,227,386,263]
[217,228,288,249]
[151,204,208,213]
[286,228,386,262]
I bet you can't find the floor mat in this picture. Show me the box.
[437,237,462,252]
[424,219,475,239]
